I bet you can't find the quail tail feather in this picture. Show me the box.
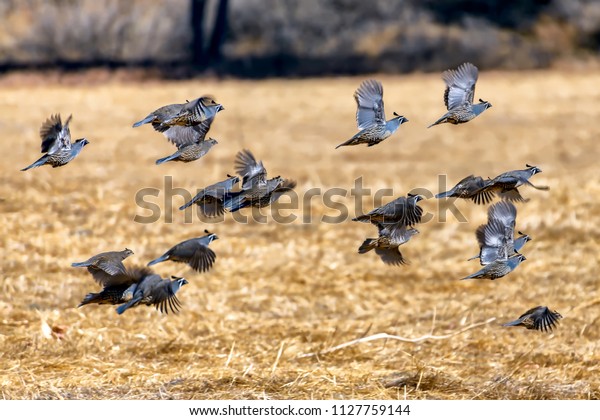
[116,297,141,315]
[78,293,101,307]
[427,116,446,129]
[132,115,154,128]
[156,153,178,165]
[358,239,377,254]
[71,261,90,268]
[21,156,48,171]
[501,319,523,327]
[147,254,169,266]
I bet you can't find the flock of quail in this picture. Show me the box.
[21,62,561,333]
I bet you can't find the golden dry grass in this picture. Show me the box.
[1,69,599,400]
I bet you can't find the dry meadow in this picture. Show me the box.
[0,69,599,399]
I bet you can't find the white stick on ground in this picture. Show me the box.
[297,317,496,358]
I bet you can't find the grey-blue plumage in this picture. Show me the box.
[461,254,526,280]
[179,175,240,216]
[469,201,532,265]
[353,193,423,227]
[78,266,150,308]
[435,174,494,205]
[224,177,296,213]
[72,248,134,285]
[358,224,419,266]
[336,79,408,148]
[155,115,218,165]
[133,96,223,132]
[156,138,218,165]
[428,63,491,128]
[234,149,267,189]
[21,114,89,171]
[480,164,549,202]
[221,149,295,213]
[502,306,562,332]
[115,275,189,315]
[147,230,218,273]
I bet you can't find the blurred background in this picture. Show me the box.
[1,0,599,78]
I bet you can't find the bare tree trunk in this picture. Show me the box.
[207,0,228,64]
[191,0,207,66]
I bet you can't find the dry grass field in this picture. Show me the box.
[0,69,599,400]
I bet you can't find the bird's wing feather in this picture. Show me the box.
[189,247,216,272]
[374,247,407,266]
[162,125,205,148]
[234,149,267,188]
[40,114,72,153]
[442,62,478,110]
[354,79,385,130]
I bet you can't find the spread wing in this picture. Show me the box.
[196,195,227,217]
[234,149,267,188]
[189,246,216,273]
[40,114,72,153]
[148,278,183,314]
[498,189,527,203]
[354,79,385,130]
[374,247,407,266]
[162,119,211,149]
[95,258,127,277]
[89,265,152,287]
[475,219,511,265]
[442,62,478,110]
[488,201,516,240]
[528,307,562,332]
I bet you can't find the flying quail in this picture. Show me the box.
[352,193,424,227]
[461,254,526,280]
[115,275,189,315]
[435,174,494,205]
[336,79,408,149]
[132,96,224,133]
[479,164,549,202]
[155,117,218,165]
[428,62,491,128]
[224,177,297,213]
[234,149,267,189]
[221,149,295,213]
[147,230,218,273]
[179,175,240,217]
[72,248,134,284]
[502,306,562,333]
[469,202,531,265]
[78,266,153,308]
[21,114,89,171]
[358,224,419,266]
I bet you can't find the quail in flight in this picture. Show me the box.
[147,230,218,273]
[336,79,408,149]
[358,224,419,266]
[133,96,223,133]
[179,175,240,217]
[155,117,218,165]
[22,114,89,171]
[435,174,494,205]
[353,193,424,227]
[468,201,531,265]
[72,248,134,285]
[428,62,491,128]
[479,164,549,202]
[502,306,562,333]
[461,254,526,280]
[115,274,189,315]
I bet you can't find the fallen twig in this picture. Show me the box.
[297,317,496,358]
